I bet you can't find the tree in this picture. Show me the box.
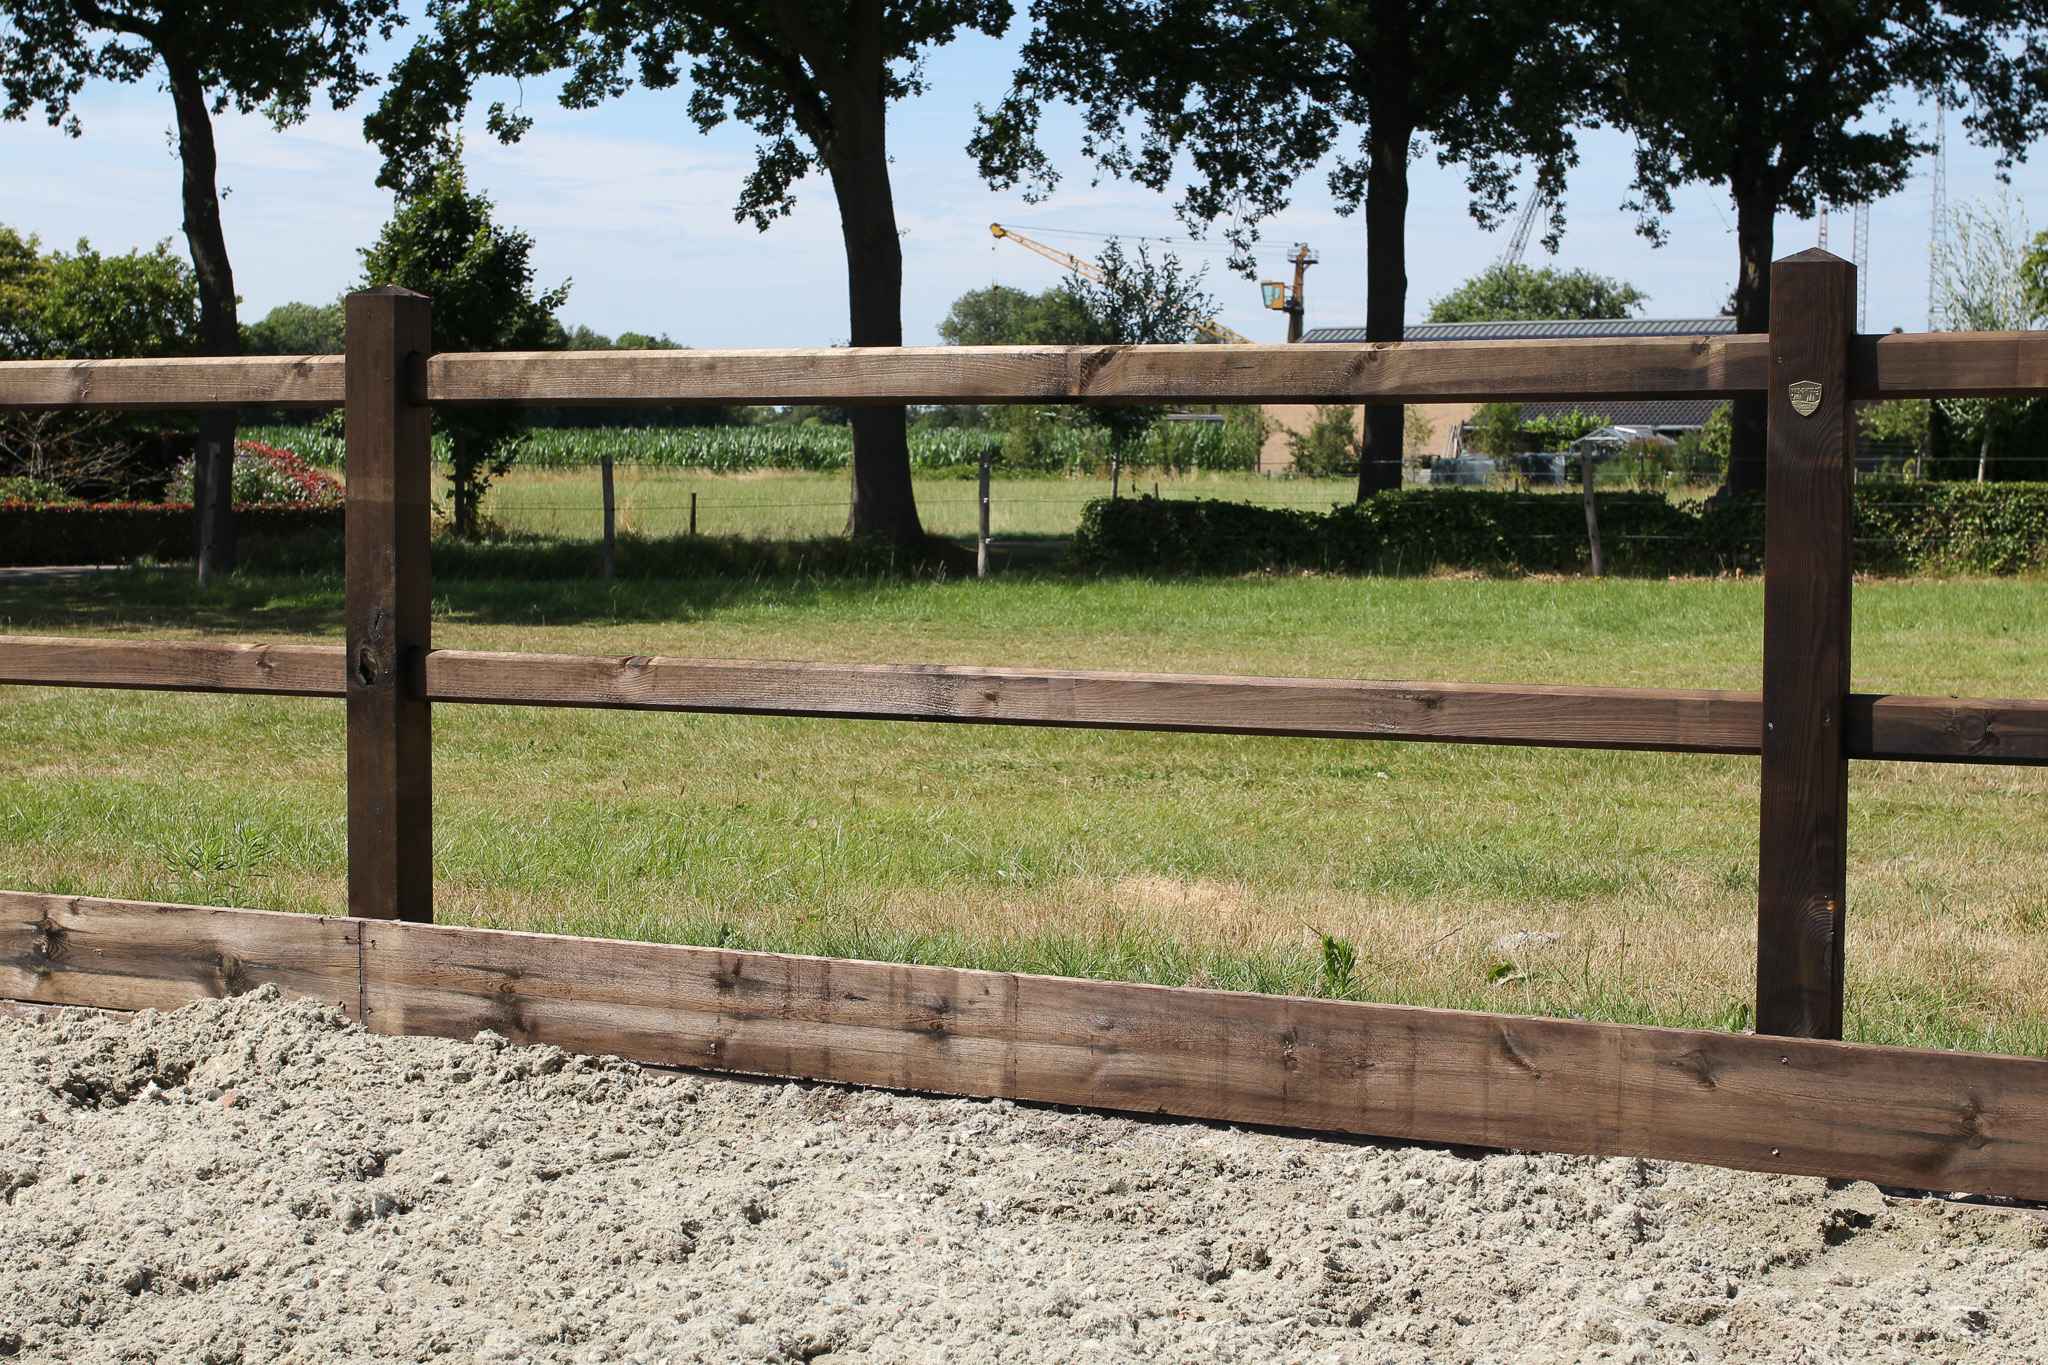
[937,283,1099,345]
[1062,240,1216,493]
[243,301,346,355]
[974,0,1594,501]
[0,226,202,499]
[358,154,568,538]
[1,0,403,581]
[0,228,199,361]
[367,0,1011,551]
[1591,0,2048,494]
[1426,263,1646,323]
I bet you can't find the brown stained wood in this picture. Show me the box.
[0,892,359,1016]
[1852,330,2048,398]
[417,649,1764,753]
[1849,694,2048,764]
[0,355,342,410]
[420,336,1772,408]
[345,289,435,924]
[1758,250,1858,1040]
[8,331,2048,413]
[17,892,2040,1197]
[0,636,344,696]
[6,635,2048,765]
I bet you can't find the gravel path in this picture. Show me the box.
[2,988,2045,1363]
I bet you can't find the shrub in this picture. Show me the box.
[0,502,343,567]
[1286,405,1358,477]
[166,441,342,507]
[1070,484,2048,577]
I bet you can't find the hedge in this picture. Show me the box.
[1069,484,2048,577]
[0,502,344,567]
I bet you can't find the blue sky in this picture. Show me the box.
[2,22,2039,348]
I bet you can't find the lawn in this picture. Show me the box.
[2,557,2043,1054]
[479,467,1369,541]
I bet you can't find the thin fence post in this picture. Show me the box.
[1756,248,1856,1037]
[601,447,617,582]
[977,446,991,580]
[1583,449,1604,577]
[690,490,698,537]
[345,286,434,923]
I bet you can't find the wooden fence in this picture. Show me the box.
[5,249,2048,1198]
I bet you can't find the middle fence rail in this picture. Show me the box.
[4,256,2048,1199]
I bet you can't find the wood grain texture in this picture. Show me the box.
[0,636,344,696]
[8,890,2048,1200]
[1850,694,2048,763]
[416,650,1765,752]
[0,891,359,1015]
[1758,250,1858,1040]
[6,332,2048,413]
[0,355,342,410]
[6,636,2046,765]
[345,289,435,924]
[1852,330,2048,398]
[420,337,1771,407]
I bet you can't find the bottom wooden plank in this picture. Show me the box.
[0,891,360,1014]
[5,890,2046,1199]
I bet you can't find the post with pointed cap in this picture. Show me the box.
[1755,249,1856,1037]
[345,286,434,923]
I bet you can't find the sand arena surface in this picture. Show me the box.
[1,988,2045,1363]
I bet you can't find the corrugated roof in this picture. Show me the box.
[1300,318,1739,344]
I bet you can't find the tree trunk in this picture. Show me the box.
[451,430,472,538]
[1356,117,1413,499]
[1726,173,1776,497]
[825,97,923,548]
[165,53,238,583]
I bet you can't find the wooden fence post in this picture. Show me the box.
[1756,249,1856,1037]
[345,286,434,922]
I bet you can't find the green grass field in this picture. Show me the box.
[478,468,1366,541]
[3,558,2043,1053]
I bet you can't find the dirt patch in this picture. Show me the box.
[2,988,2044,1363]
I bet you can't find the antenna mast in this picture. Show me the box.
[1929,106,1948,330]
[1852,202,1870,331]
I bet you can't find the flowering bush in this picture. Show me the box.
[166,440,343,507]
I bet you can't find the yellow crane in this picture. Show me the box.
[989,223,1258,345]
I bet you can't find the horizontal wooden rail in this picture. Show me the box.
[0,354,343,410]
[420,337,1770,407]
[4,330,2047,412]
[5,891,2046,1199]
[4,636,2045,764]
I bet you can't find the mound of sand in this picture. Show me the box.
[2,988,2043,1363]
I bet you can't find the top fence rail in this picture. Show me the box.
[6,330,2048,411]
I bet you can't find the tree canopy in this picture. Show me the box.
[242,301,345,355]
[937,284,1100,346]
[359,153,567,537]
[0,226,199,361]
[1426,264,1648,323]
[1591,0,2048,491]
[974,0,1596,496]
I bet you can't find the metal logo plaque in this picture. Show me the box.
[1788,380,1823,417]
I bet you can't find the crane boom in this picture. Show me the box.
[989,224,1256,345]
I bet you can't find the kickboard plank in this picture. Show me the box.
[4,892,2044,1199]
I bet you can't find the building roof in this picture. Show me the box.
[1300,318,1738,344]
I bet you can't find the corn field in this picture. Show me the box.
[242,417,1261,477]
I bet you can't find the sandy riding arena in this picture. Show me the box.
[2,990,2044,1364]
